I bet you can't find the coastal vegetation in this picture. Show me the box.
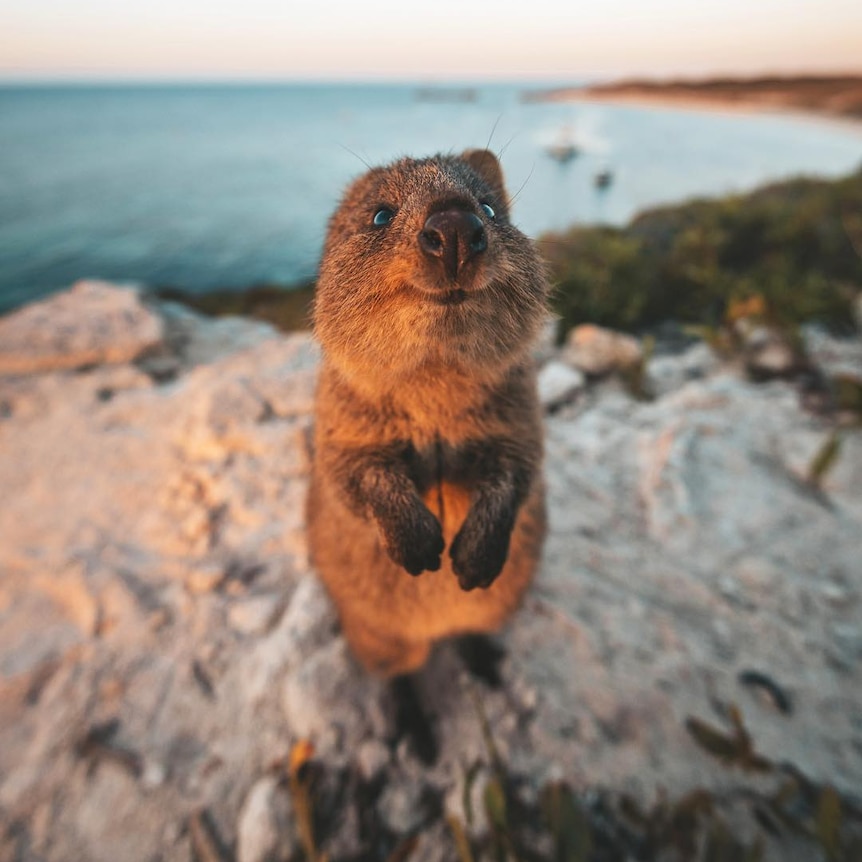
[541,165,862,338]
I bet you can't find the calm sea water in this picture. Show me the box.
[1,82,860,312]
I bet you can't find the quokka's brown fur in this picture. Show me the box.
[307,149,549,676]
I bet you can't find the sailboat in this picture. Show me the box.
[546,124,580,163]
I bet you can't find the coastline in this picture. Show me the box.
[527,75,862,133]
[4,79,861,316]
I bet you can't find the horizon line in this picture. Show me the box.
[2,66,861,88]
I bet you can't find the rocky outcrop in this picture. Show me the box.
[1,284,860,861]
[563,323,643,376]
[537,360,585,410]
[0,280,164,375]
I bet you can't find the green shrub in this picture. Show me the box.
[542,166,862,335]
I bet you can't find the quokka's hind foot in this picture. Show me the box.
[388,675,438,766]
[455,634,507,689]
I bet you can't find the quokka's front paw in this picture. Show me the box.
[450,515,513,591]
[381,504,445,576]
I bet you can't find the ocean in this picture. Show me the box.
[1,82,860,313]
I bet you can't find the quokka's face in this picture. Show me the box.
[314,150,548,379]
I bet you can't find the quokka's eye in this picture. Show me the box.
[373,207,395,227]
[480,203,496,220]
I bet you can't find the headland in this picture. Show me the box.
[526,73,862,124]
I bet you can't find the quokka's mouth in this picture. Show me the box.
[407,280,471,306]
[429,288,467,306]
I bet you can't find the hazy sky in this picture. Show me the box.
[1,0,861,81]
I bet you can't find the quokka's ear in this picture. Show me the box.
[461,149,508,203]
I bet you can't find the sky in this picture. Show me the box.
[1,0,861,82]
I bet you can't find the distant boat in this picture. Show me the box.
[546,125,580,163]
[594,168,614,189]
[415,87,477,103]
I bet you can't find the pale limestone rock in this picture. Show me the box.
[563,323,643,376]
[281,638,385,753]
[277,576,337,656]
[802,324,862,382]
[185,563,226,594]
[537,360,585,409]
[534,369,862,799]
[322,798,363,859]
[30,560,100,637]
[155,299,282,368]
[410,822,459,862]
[355,738,390,782]
[140,760,167,790]
[377,778,431,834]
[228,594,284,636]
[241,576,336,705]
[646,341,718,396]
[237,776,296,862]
[2,282,862,861]
[742,324,799,377]
[0,280,163,375]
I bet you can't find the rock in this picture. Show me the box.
[242,576,337,704]
[320,793,363,859]
[0,587,87,683]
[819,581,852,608]
[276,576,338,656]
[140,760,167,789]
[732,556,782,601]
[563,324,643,376]
[410,822,458,862]
[228,594,284,636]
[32,560,100,638]
[741,324,800,378]
[646,342,718,396]
[236,776,296,862]
[355,739,390,782]
[802,324,862,381]
[537,361,585,410]
[2,281,862,861]
[828,623,862,670]
[0,280,163,375]
[281,639,384,753]
[135,353,182,383]
[377,779,431,835]
[154,300,281,369]
[185,563,226,594]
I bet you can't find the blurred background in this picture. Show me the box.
[1,0,861,314]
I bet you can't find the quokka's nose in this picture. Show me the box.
[418,209,486,280]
